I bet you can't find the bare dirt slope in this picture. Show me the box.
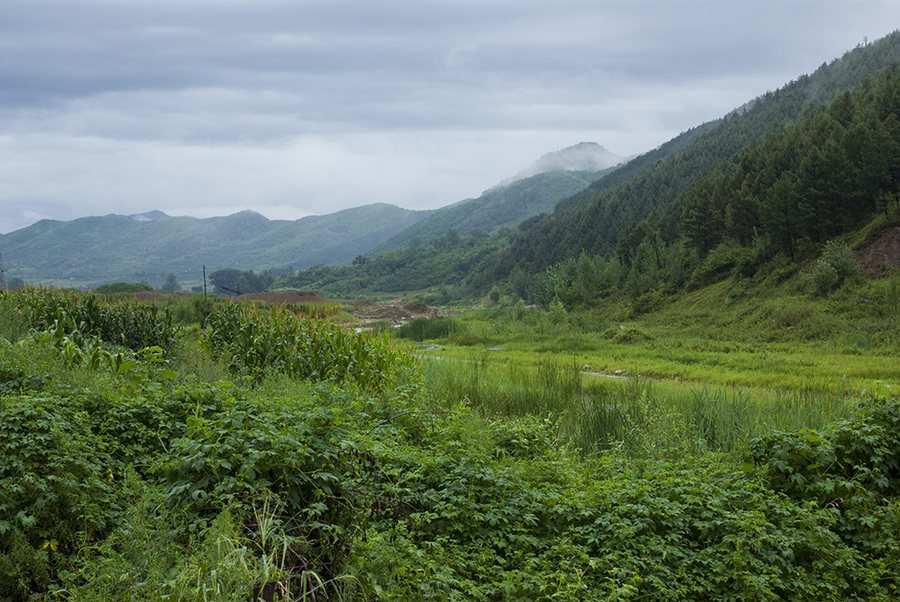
[856,225,900,274]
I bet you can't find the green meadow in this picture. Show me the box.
[2,283,899,600]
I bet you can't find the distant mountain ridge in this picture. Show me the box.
[0,204,429,287]
[267,30,900,302]
[0,141,629,287]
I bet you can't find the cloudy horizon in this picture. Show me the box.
[1,1,898,234]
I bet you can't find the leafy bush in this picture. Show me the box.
[629,289,663,315]
[157,400,354,586]
[350,407,889,600]
[749,387,900,565]
[0,395,123,599]
[810,241,859,296]
[0,355,45,396]
[689,241,756,288]
[548,296,569,324]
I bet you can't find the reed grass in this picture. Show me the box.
[423,356,857,460]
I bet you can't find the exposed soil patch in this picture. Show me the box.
[122,289,329,304]
[236,290,329,304]
[122,291,193,302]
[351,298,453,324]
[856,225,900,274]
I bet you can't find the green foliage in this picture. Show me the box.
[157,400,354,587]
[165,293,219,327]
[160,273,181,292]
[275,228,512,302]
[689,241,756,288]
[810,240,860,295]
[750,386,900,563]
[208,267,276,295]
[0,353,45,396]
[533,251,623,309]
[547,297,568,324]
[4,271,900,599]
[351,407,892,600]
[0,394,123,599]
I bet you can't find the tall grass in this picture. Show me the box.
[423,357,856,459]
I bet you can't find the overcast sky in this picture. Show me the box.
[1,1,898,234]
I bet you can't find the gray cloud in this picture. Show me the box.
[1,0,898,233]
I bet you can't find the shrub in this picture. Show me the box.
[0,395,123,599]
[689,241,756,288]
[157,400,354,585]
[93,282,154,295]
[548,297,568,325]
[810,241,859,295]
[749,388,900,563]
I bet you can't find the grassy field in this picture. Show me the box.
[414,274,900,392]
[3,283,899,600]
[393,272,900,461]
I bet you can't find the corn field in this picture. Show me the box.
[202,301,418,392]
[10,286,177,352]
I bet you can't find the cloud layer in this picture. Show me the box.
[1,1,898,233]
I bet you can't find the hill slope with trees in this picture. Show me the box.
[366,167,619,257]
[274,31,900,305]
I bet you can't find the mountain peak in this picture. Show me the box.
[127,210,170,221]
[500,142,629,187]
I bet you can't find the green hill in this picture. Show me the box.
[0,204,428,288]
[366,167,618,256]
[367,141,629,256]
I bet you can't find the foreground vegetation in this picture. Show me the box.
[1,286,899,600]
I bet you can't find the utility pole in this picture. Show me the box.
[0,252,6,291]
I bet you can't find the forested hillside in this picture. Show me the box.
[504,31,900,274]
[276,31,900,304]
[366,168,617,256]
[532,62,900,310]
